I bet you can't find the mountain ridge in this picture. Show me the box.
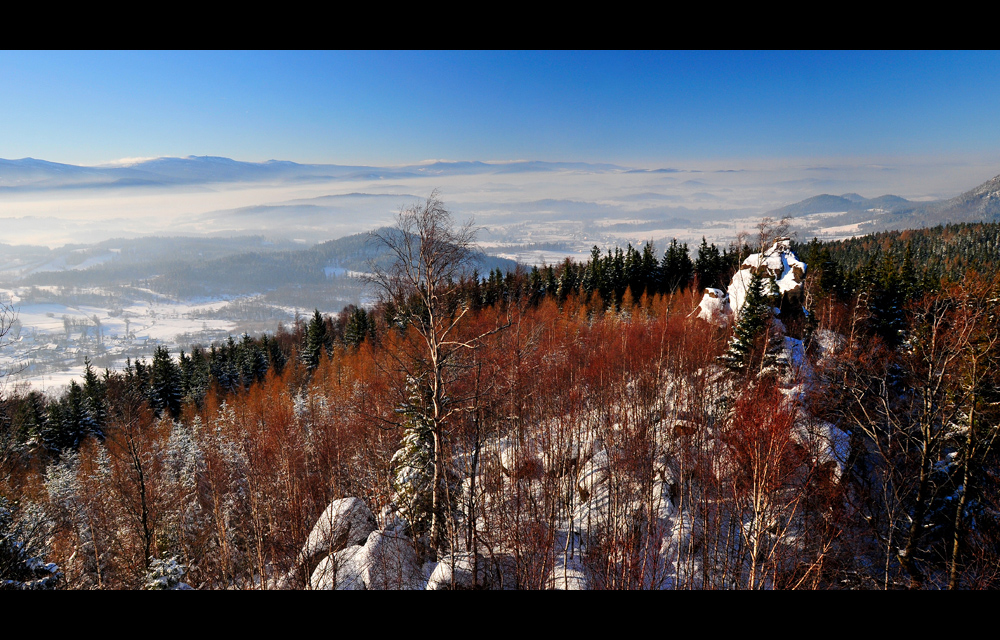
[770,173,1000,232]
[0,155,633,191]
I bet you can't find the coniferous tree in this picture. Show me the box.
[301,309,331,371]
[262,335,287,376]
[344,307,373,348]
[390,379,436,541]
[624,244,642,296]
[556,258,578,301]
[719,268,783,377]
[389,378,460,553]
[582,245,602,295]
[150,346,182,419]
[694,237,725,289]
[639,241,659,296]
[81,359,106,436]
[43,380,97,452]
[179,347,210,406]
[661,239,695,293]
[0,497,61,589]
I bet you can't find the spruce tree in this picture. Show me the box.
[0,497,61,589]
[390,379,458,551]
[150,346,182,419]
[556,258,578,301]
[582,245,602,295]
[695,237,725,289]
[661,239,694,293]
[81,359,106,436]
[640,241,659,296]
[719,268,784,378]
[344,307,372,348]
[301,309,330,371]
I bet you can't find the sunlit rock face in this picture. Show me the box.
[697,287,732,323]
[698,238,806,324]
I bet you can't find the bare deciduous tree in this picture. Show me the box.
[369,191,508,557]
[0,298,20,397]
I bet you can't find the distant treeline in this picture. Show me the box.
[794,222,1000,287]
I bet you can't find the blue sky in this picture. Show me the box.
[2,51,999,167]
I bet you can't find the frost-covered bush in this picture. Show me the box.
[390,384,436,538]
[0,497,61,590]
[144,555,192,590]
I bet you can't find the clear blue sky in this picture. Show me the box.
[2,51,999,167]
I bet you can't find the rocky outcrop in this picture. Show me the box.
[696,287,732,323]
[698,238,807,324]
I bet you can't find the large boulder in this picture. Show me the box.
[729,238,806,317]
[361,530,425,590]
[310,544,367,590]
[301,497,377,560]
[696,287,732,324]
[280,497,377,589]
[425,553,490,590]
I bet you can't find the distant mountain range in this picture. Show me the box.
[769,173,1000,232]
[0,156,630,191]
[769,193,912,218]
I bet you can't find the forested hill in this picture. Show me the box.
[10,229,518,298]
[794,222,1000,284]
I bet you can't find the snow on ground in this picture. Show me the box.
[0,287,257,394]
[820,222,864,235]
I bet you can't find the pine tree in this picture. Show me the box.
[582,245,602,295]
[143,555,191,590]
[0,497,61,590]
[81,359,106,435]
[694,237,725,289]
[639,241,659,296]
[556,258,578,301]
[262,334,287,376]
[661,239,694,293]
[43,380,98,452]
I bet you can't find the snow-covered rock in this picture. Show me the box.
[792,419,850,483]
[426,552,490,589]
[310,544,367,590]
[378,504,408,535]
[280,496,377,589]
[729,238,806,317]
[361,530,425,590]
[498,437,544,480]
[697,287,732,323]
[301,497,377,560]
